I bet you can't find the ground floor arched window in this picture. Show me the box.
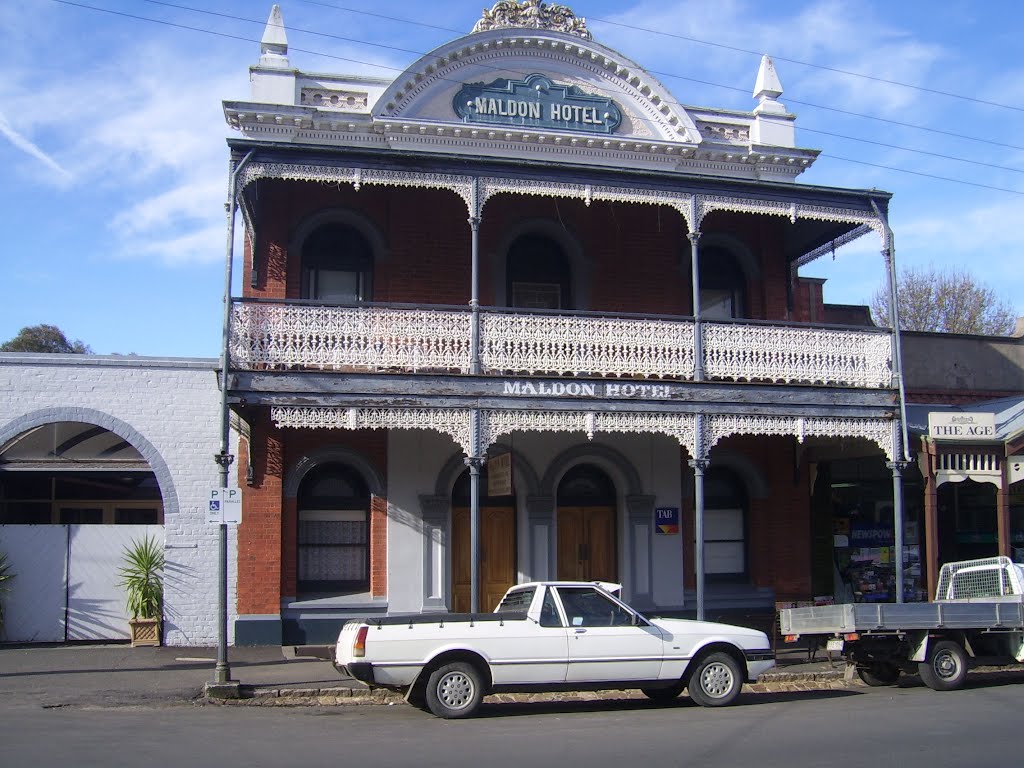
[296,462,370,594]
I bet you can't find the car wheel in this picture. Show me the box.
[918,640,968,692]
[857,663,901,687]
[641,681,686,703]
[425,661,485,718]
[687,652,743,707]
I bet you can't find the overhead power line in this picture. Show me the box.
[48,0,1023,196]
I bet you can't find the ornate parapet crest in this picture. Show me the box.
[472,0,592,39]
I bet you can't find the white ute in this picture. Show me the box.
[335,581,775,718]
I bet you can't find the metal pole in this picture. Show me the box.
[890,456,906,603]
[689,454,709,621]
[688,229,704,381]
[213,150,254,686]
[871,198,912,605]
[467,180,483,613]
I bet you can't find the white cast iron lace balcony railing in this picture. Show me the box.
[480,309,695,378]
[703,320,892,389]
[229,300,892,388]
[230,301,472,372]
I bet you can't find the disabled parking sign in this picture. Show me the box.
[207,488,242,525]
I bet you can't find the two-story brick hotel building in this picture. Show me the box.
[223,2,909,644]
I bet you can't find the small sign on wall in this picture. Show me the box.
[655,507,680,535]
[487,452,513,497]
[208,487,242,525]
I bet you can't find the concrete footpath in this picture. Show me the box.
[1,642,1020,709]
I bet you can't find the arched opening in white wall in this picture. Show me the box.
[0,421,164,643]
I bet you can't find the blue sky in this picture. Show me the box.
[2,0,1021,357]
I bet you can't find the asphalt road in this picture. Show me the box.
[2,676,1023,768]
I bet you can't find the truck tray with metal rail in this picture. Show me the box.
[779,557,1024,691]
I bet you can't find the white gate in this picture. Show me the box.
[0,525,163,643]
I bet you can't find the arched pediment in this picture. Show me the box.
[373,28,701,146]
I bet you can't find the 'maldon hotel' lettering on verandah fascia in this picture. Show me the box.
[504,381,671,399]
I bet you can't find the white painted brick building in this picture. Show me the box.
[0,353,232,646]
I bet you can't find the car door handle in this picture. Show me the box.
[574,628,587,634]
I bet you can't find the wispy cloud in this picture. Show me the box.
[0,110,74,184]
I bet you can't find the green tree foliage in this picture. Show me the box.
[1,324,92,353]
[872,266,1017,335]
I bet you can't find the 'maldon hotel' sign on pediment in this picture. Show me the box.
[454,73,623,134]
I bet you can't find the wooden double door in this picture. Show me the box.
[452,507,516,613]
[557,506,616,582]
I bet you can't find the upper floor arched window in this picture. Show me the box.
[507,233,572,310]
[301,223,373,302]
[699,246,746,319]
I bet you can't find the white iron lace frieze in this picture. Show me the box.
[472,0,592,39]
[480,410,697,456]
[230,302,472,372]
[795,223,874,269]
[479,177,693,225]
[271,406,474,454]
[238,162,475,213]
[702,322,892,389]
[695,195,884,234]
[481,312,695,378]
[707,414,895,459]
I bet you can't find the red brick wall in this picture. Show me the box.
[244,183,803,321]
[370,495,388,597]
[681,436,812,599]
[238,412,389,609]
[237,421,284,615]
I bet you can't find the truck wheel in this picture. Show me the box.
[425,662,485,718]
[640,681,686,703]
[687,652,742,707]
[857,663,900,687]
[918,640,968,692]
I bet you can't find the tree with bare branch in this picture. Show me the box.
[871,265,1016,335]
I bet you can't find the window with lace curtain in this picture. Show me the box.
[297,463,370,593]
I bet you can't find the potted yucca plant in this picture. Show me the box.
[119,535,164,647]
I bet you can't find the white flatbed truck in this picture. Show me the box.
[779,557,1024,690]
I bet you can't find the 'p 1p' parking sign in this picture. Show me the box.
[207,488,242,525]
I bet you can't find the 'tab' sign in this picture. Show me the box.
[656,507,680,535]
[208,487,242,525]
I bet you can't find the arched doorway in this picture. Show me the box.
[296,462,370,595]
[0,421,164,642]
[556,464,617,581]
[451,467,516,612]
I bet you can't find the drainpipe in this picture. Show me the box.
[213,149,254,687]
[468,179,483,613]
[871,198,911,603]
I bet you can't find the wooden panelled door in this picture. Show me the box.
[557,506,616,582]
[452,507,516,612]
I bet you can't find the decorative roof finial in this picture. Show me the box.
[259,5,290,69]
[753,54,785,110]
[473,0,592,39]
